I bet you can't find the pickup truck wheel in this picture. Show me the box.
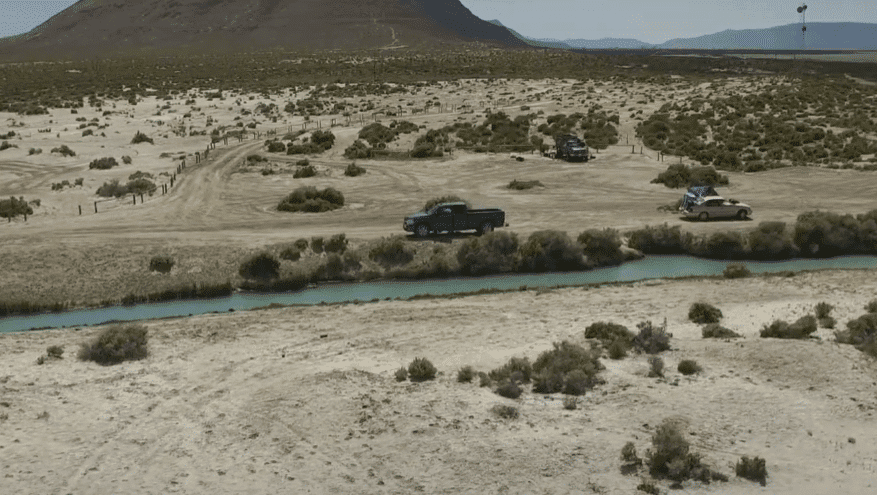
[479,222,494,235]
[737,210,749,220]
[415,224,430,238]
[698,212,709,221]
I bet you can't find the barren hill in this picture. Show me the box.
[0,0,527,60]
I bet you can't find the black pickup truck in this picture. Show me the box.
[403,202,506,237]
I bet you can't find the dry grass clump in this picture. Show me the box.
[760,315,817,339]
[78,324,148,366]
[688,302,722,324]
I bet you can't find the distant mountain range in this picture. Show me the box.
[500,21,877,50]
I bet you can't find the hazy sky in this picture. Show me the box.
[1,0,876,43]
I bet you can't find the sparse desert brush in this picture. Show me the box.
[723,263,752,279]
[563,396,578,410]
[748,221,798,260]
[343,140,372,159]
[121,155,132,164]
[46,345,64,359]
[701,323,740,339]
[636,481,659,494]
[866,299,877,313]
[407,357,437,382]
[633,321,671,354]
[507,179,543,190]
[626,223,691,254]
[324,233,348,254]
[688,302,723,324]
[131,131,154,144]
[294,238,309,251]
[608,339,628,359]
[293,165,317,178]
[735,456,767,486]
[647,356,665,377]
[646,420,722,483]
[818,316,837,329]
[239,252,280,281]
[78,324,148,366]
[50,144,76,157]
[95,179,129,197]
[677,359,701,375]
[531,341,603,394]
[814,301,834,319]
[457,366,476,383]
[369,236,414,268]
[456,230,519,276]
[310,236,324,253]
[478,371,491,387]
[344,162,366,177]
[280,246,301,261]
[394,366,408,382]
[585,321,633,345]
[760,315,817,339]
[621,442,642,465]
[488,356,532,384]
[495,379,523,399]
[148,255,175,273]
[277,186,343,213]
[835,313,877,357]
[491,404,519,419]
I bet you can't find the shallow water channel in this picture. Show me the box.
[3,255,877,333]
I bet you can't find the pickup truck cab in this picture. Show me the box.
[404,202,506,237]
[683,196,752,221]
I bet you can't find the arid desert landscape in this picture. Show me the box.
[2,37,877,495]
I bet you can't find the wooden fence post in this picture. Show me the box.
[94,201,98,213]
[132,194,136,205]
[140,193,144,203]
[79,205,82,215]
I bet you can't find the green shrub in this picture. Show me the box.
[749,221,798,260]
[457,366,476,383]
[131,131,154,144]
[585,321,633,345]
[78,324,148,366]
[456,231,519,276]
[645,420,720,483]
[866,299,877,313]
[677,359,701,375]
[491,404,519,419]
[633,321,671,354]
[794,210,864,257]
[407,357,437,381]
[394,366,408,382]
[478,372,491,387]
[88,157,119,170]
[651,164,729,188]
[636,481,659,494]
[489,357,532,384]
[507,179,543,190]
[836,313,877,350]
[324,233,348,254]
[369,236,414,267]
[293,165,317,178]
[0,197,33,219]
[46,345,64,359]
[126,178,157,195]
[688,302,723,324]
[279,246,301,261]
[627,224,691,254]
[814,302,834,319]
[648,356,665,377]
[608,339,628,359]
[578,228,624,266]
[343,139,372,159]
[96,179,129,197]
[294,238,309,251]
[563,396,578,410]
[531,341,602,394]
[51,145,76,157]
[266,140,286,153]
[148,256,174,273]
[239,252,280,281]
[310,236,324,253]
[344,163,366,177]
[121,155,132,164]
[309,130,335,150]
[495,379,523,399]
[702,323,740,338]
[723,263,752,278]
[818,316,836,329]
[518,230,586,272]
[760,315,817,339]
[735,456,767,486]
[694,232,748,260]
[621,442,642,465]
[277,186,344,213]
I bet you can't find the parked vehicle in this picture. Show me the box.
[403,202,506,237]
[553,134,589,162]
[683,196,752,221]
[680,185,718,211]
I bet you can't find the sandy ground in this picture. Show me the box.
[2,268,876,494]
[2,76,877,493]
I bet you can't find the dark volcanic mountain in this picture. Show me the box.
[0,0,527,60]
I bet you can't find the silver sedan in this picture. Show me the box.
[683,196,752,221]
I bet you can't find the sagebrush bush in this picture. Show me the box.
[835,313,877,357]
[578,228,624,266]
[148,255,174,273]
[293,165,317,178]
[677,359,702,375]
[280,246,301,261]
[531,341,602,394]
[345,163,366,177]
[702,323,740,338]
[369,236,414,267]
[647,356,665,377]
[46,345,64,359]
[507,179,543,190]
[131,131,154,144]
[814,302,834,319]
[491,404,519,419]
[749,221,798,260]
[633,321,671,354]
[688,302,723,324]
[760,315,817,339]
[651,164,729,188]
[495,379,523,399]
[488,357,532,384]
[518,230,586,272]
[78,324,148,365]
[88,157,118,170]
[457,366,476,383]
[277,186,344,213]
[294,238,309,251]
[239,252,280,281]
[394,366,408,382]
[0,197,33,219]
[627,224,691,254]
[585,321,633,345]
[866,299,877,313]
[563,396,578,410]
[324,233,348,254]
[818,316,837,329]
[456,231,519,276]
[735,456,767,486]
[407,357,437,381]
[608,339,628,359]
[646,420,721,483]
[621,442,641,465]
[310,236,324,253]
[723,263,752,279]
